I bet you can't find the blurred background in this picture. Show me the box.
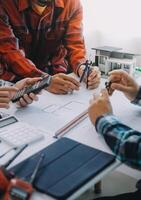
[81,0,141,65]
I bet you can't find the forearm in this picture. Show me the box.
[0,36,44,78]
[95,114,141,169]
[2,52,44,78]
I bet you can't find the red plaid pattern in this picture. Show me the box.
[0,0,86,81]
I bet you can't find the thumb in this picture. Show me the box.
[26,77,42,85]
[10,86,19,91]
[8,87,19,99]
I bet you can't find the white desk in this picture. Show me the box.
[1,77,140,199]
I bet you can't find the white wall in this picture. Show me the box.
[81,0,141,64]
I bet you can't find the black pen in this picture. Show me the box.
[79,60,89,83]
[86,65,91,89]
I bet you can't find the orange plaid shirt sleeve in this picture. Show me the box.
[63,0,86,73]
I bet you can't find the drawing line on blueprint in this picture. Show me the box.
[42,101,85,114]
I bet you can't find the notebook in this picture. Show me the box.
[11,138,115,199]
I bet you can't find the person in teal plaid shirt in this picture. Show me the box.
[88,70,141,200]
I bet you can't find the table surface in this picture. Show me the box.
[1,77,140,200]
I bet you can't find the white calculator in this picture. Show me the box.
[0,116,45,147]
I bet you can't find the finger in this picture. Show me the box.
[88,82,100,90]
[60,82,77,93]
[0,86,18,92]
[101,88,109,98]
[89,67,100,80]
[51,88,68,94]
[111,83,130,93]
[59,89,68,94]
[52,81,67,91]
[0,103,9,109]
[109,69,126,76]
[53,77,68,86]
[38,90,42,95]
[0,91,10,97]
[88,77,100,89]
[59,85,71,93]
[88,81,100,87]
[64,81,79,91]
[47,81,66,93]
[82,75,87,83]
[88,71,97,80]
[0,97,10,103]
[109,74,121,83]
[93,92,100,100]
[22,94,33,104]
[88,75,101,86]
[1,91,16,100]
[109,70,131,83]
[55,78,79,91]
[108,88,114,96]
[60,74,80,87]
[29,93,38,101]
[88,71,101,82]
[50,82,70,93]
[17,98,28,107]
[92,89,109,101]
[64,86,75,92]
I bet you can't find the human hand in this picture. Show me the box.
[109,70,139,101]
[14,77,41,107]
[47,73,80,94]
[78,65,101,89]
[0,86,18,109]
[88,89,113,125]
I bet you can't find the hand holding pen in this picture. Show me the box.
[78,60,101,89]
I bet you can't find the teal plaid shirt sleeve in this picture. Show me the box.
[95,114,141,170]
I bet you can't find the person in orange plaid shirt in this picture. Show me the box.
[0,0,100,94]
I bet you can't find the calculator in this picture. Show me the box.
[0,116,45,147]
[12,75,52,103]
